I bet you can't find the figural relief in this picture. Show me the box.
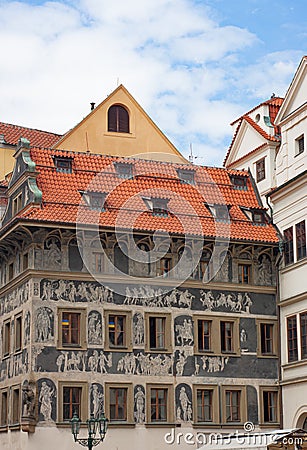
[124,286,194,308]
[177,385,192,422]
[23,311,31,346]
[200,290,252,313]
[22,380,36,419]
[134,385,145,424]
[258,255,272,285]
[38,380,55,422]
[88,311,103,345]
[133,313,144,346]
[175,318,194,346]
[35,307,54,343]
[91,383,104,419]
[56,350,112,374]
[41,279,113,303]
[201,355,229,373]
[0,350,29,381]
[0,281,30,314]
[117,352,173,376]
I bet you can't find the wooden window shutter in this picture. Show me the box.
[108,105,129,133]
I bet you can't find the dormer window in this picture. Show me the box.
[230,175,247,190]
[108,104,129,133]
[143,197,169,217]
[114,162,133,179]
[207,204,230,221]
[54,157,72,174]
[81,191,107,211]
[253,211,266,224]
[177,168,195,185]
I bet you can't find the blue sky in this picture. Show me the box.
[0,0,306,165]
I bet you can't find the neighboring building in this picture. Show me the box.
[225,56,307,431]
[0,87,280,450]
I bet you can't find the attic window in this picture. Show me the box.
[177,169,195,185]
[253,211,266,224]
[230,175,247,190]
[82,191,107,211]
[108,104,129,133]
[114,162,133,179]
[143,197,169,217]
[54,157,72,174]
[207,204,230,221]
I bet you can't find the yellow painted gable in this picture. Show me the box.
[54,85,188,163]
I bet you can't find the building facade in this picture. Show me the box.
[0,88,281,450]
[225,56,307,431]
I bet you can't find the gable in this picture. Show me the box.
[54,85,187,164]
[275,56,307,125]
[225,120,269,167]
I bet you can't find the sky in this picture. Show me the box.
[0,0,306,166]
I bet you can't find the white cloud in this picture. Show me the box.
[0,0,302,165]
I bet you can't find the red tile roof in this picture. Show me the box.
[230,97,284,126]
[14,148,279,244]
[0,122,61,147]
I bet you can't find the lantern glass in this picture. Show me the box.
[87,414,98,436]
[99,413,108,438]
[71,412,81,440]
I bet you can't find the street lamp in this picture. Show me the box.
[71,412,108,450]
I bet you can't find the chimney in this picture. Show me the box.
[90,102,95,111]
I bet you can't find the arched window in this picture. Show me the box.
[108,105,129,133]
[68,239,83,272]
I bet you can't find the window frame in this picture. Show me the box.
[146,384,174,425]
[12,192,23,216]
[105,383,133,424]
[57,308,87,350]
[300,312,307,360]
[238,263,251,284]
[221,386,246,425]
[104,310,132,352]
[3,319,11,358]
[0,389,9,428]
[256,320,278,357]
[295,134,304,156]
[194,315,240,356]
[10,385,21,428]
[193,384,219,424]
[145,313,172,353]
[255,157,266,182]
[14,313,22,353]
[107,104,130,134]
[287,315,298,362]
[58,381,88,423]
[259,387,280,425]
[296,221,306,261]
[54,157,73,174]
[284,226,294,265]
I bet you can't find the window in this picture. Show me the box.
[158,257,172,277]
[207,204,230,221]
[194,250,211,281]
[92,252,105,273]
[0,390,8,426]
[146,314,171,353]
[83,192,106,211]
[54,157,73,173]
[108,105,129,133]
[59,382,87,422]
[284,227,294,265]
[105,311,131,351]
[295,135,304,156]
[221,387,246,424]
[3,320,11,357]
[258,322,277,356]
[195,316,239,355]
[230,176,247,190]
[14,315,22,353]
[57,308,86,349]
[238,264,251,284]
[22,253,29,271]
[220,321,234,353]
[197,319,212,352]
[146,385,173,423]
[177,169,195,185]
[12,192,23,215]
[300,313,307,360]
[256,158,266,182]
[194,386,219,423]
[296,221,306,260]
[153,198,169,217]
[253,211,266,224]
[114,244,129,275]
[260,388,279,424]
[68,239,83,272]
[105,384,132,423]
[11,387,20,425]
[114,162,133,179]
[287,315,298,362]
[8,263,14,281]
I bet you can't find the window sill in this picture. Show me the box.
[108,422,135,428]
[257,353,278,358]
[258,422,280,427]
[0,425,8,432]
[145,422,176,428]
[192,423,221,428]
[9,423,20,431]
